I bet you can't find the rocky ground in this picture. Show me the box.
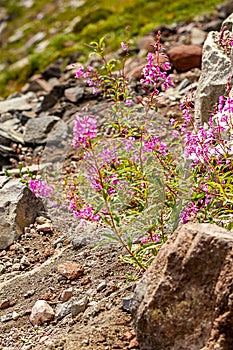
[0,3,233,349]
[0,208,139,350]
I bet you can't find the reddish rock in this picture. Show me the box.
[57,261,84,280]
[122,330,135,341]
[128,337,139,349]
[0,299,11,310]
[167,45,202,72]
[131,223,233,350]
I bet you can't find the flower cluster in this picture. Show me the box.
[140,52,173,94]
[29,179,54,201]
[177,92,233,224]
[74,204,100,222]
[141,232,160,244]
[73,115,97,148]
[75,65,99,93]
[67,192,100,222]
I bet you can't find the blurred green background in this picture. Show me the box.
[0,0,226,96]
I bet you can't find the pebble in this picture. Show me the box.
[60,287,73,302]
[72,236,88,249]
[11,263,21,271]
[97,280,106,292]
[55,300,72,320]
[0,264,6,274]
[24,289,35,298]
[1,313,13,322]
[122,296,132,313]
[57,261,84,280]
[12,311,20,320]
[71,295,89,317]
[36,223,53,233]
[0,299,11,310]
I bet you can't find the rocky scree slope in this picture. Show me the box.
[1,3,233,349]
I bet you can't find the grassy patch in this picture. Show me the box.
[0,0,225,97]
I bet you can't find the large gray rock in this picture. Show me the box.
[195,15,233,124]
[0,92,37,113]
[0,177,45,249]
[23,115,60,145]
[131,223,233,350]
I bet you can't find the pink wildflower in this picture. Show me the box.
[29,179,54,200]
[121,42,127,51]
[73,115,97,148]
[75,65,84,78]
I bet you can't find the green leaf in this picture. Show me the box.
[101,233,120,242]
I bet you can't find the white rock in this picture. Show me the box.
[29,300,55,326]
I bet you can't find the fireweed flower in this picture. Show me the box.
[73,115,97,148]
[140,52,173,93]
[75,65,84,78]
[143,136,167,156]
[74,204,100,222]
[125,99,132,106]
[141,233,160,245]
[121,42,127,51]
[97,146,119,165]
[29,179,54,200]
[180,201,198,224]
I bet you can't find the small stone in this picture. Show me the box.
[80,276,91,285]
[122,296,132,313]
[60,287,73,302]
[20,255,30,266]
[24,227,31,234]
[1,313,13,322]
[36,216,51,225]
[128,337,139,349]
[167,45,202,72]
[11,263,21,271]
[0,299,11,309]
[122,330,135,341]
[29,300,55,326]
[57,261,84,280]
[71,295,89,317]
[97,280,106,292]
[64,86,84,102]
[72,237,88,249]
[0,263,5,274]
[82,339,89,346]
[12,311,20,320]
[24,289,35,298]
[37,223,53,232]
[55,300,72,321]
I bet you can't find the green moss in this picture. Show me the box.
[0,0,226,96]
[73,8,114,34]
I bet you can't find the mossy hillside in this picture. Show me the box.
[0,0,225,97]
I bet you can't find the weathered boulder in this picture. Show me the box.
[0,92,37,114]
[217,0,233,19]
[23,115,60,145]
[195,15,233,124]
[167,45,202,72]
[30,299,55,326]
[131,223,233,350]
[0,176,45,250]
[64,85,84,102]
